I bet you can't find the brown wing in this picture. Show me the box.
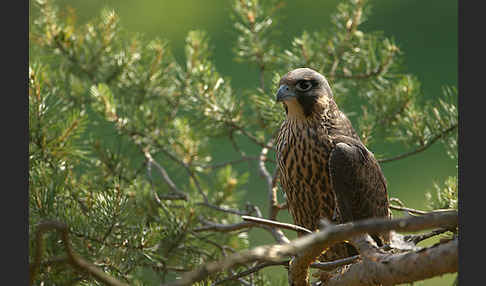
[327,105,361,141]
[329,135,390,244]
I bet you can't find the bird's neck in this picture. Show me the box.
[285,97,339,127]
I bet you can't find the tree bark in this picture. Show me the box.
[161,211,457,286]
[326,239,457,286]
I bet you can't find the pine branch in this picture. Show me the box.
[161,211,457,286]
[212,255,360,286]
[30,221,129,286]
[329,0,365,78]
[334,45,396,80]
[157,144,209,203]
[144,149,188,201]
[325,239,457,286]
[379,124,458,163]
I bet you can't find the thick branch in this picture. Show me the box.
[161,211,457,286]
[326,239,458,286]
[289,210,457,286]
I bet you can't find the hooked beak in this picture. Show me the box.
[276,84,296,102]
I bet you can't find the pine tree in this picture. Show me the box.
[29,0,457,285]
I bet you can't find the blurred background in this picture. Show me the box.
[29,0,457,285]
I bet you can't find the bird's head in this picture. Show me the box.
[276,68,334,119]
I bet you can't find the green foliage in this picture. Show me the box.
[426,176,458,211]
[29,0,457,285]
[232,0,280,70]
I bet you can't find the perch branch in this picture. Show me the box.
[288,210,457,286]
[325,238,457,286]
[161,211,457,286]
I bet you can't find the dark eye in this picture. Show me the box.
[296,80,312,92]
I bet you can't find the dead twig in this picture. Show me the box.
[212,255,360,286]
[144,149,188,206]
[389,204,428,215]
[194,219,256,233]
[390,201,456,216]
[157,145,209,203]
[242,215,311,235]
[404,228,452,245]
[197,156,259,169]
[195,201,252,216]
[258,141,290,244]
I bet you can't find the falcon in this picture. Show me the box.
[275,68,391,260]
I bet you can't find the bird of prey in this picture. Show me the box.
[275,68,391,260]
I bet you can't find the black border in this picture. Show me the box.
[458,0,477,285]
[5,0,29,284]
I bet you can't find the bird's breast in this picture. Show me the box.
[276,120,337,230]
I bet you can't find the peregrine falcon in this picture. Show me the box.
[275,68,390,260]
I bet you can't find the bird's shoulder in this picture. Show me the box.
[326,109,360,141]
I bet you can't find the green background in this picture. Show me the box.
[30,0,458,285]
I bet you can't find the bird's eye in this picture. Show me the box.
[296,80,312,92]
